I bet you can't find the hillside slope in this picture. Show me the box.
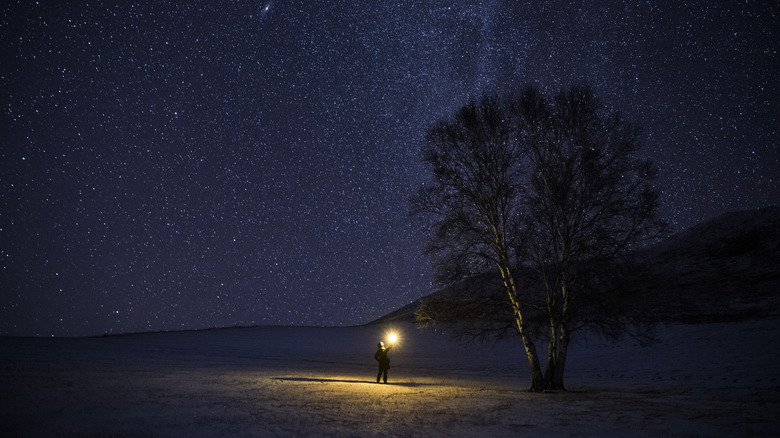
[372,206,780,325]
[633,205,780,322]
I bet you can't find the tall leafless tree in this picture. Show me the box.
[413,86,665,392]
[512,85,665,389]
[412,94,546,392]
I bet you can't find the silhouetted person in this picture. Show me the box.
[374,341,391,383]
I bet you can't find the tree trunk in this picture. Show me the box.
[549,327,570,390]
[519,327,546,392]
[544,319,557,387]
[548,284,571,390]
[497,259,545,392]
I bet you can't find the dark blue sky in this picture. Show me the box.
[1,1,777,336]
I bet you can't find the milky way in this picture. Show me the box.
[1,1,777,336]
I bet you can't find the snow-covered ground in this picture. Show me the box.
[2,318,778,437]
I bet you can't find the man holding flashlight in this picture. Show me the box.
[374,339,392,384]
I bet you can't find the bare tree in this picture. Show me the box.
[412,94,546,392]
[413,86,665,392]
[511,85,665,389]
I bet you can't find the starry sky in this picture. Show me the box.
[1,1,777,337]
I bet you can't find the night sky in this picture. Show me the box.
[1,1,777,337]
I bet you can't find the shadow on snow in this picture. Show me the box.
[272,377,438,387]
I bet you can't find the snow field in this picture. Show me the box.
[2,320,778,437]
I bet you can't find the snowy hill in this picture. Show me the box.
[372,206,780,325]
[634,205,780,322]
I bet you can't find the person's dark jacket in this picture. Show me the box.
[374,347,391,370]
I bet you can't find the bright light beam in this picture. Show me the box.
[387,332,398,344]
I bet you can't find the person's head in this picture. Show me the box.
[377,341,385,349]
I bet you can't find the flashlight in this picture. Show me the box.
[387,332,398,344]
